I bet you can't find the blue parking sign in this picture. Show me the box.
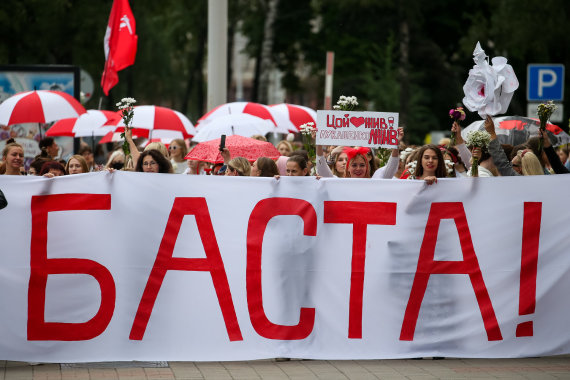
[527,64,564,101]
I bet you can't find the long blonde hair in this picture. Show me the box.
[517,150,543,176]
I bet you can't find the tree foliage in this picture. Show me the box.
[1,0,569,140]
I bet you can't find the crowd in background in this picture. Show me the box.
[1,117,569,184]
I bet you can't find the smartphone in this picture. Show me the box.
[219,134,226,151]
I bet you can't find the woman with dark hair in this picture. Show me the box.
[408,144,447,184]
[286,154,309,176]
[40,161,66,177]
[38,137,59,159]
[250,157,279,177]
[135,149,173,173]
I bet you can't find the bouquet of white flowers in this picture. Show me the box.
[465,130,491,177]
[116,97,136,157]
[333,95,358,111]
[299,122,317,164]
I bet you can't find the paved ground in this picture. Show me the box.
[1,356,570,380]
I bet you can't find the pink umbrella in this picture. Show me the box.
[46,110,119,137]
[185,135,281,163]
[113,105,196,138]
[197,102,280,131]
[0,90,86,125]
[191,113,275,143]
[269,103,317,133]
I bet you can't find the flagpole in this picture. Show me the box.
[207,0,228,111]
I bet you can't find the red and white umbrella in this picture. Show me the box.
[463,116,570,147]
[191,113,275,143]
[114,105,196,137]
[269,103,317,133]
[98,128,147,144]
[98,128,185,144]
[186,135,281,163]
[0,90,86,125]
[46,110,119,137]
[142,138,174,148]
[197,102,283,131]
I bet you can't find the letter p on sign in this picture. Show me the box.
[527,64,564,101]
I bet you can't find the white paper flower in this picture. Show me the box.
[462,42,519,118]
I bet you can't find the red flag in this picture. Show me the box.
[101,0,138,95]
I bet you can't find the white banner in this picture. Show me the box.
[316,110,399,148]
[0,172,569,362]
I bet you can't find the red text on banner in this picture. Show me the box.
[28,193,115,341]
[399,202,503,341]
[130,197,242,341]
[246,198,317,340]
[324,201,397,339]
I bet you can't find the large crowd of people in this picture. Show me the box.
[1,117,569,183]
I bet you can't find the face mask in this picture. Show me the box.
[111,162,124,170]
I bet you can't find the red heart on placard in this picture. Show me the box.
[350,117,365,127]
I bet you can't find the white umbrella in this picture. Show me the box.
[191,114,275,142]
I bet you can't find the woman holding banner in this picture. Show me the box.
[406,144,447,185]
[315,128,403,179]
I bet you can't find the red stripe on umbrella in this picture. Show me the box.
[46,118,77,136]
[47,110,119,137]
[113,105,196,137]
[98,128,150,144]
[10,91,45,124]
[0,90,86,125]
[269,103,316,132]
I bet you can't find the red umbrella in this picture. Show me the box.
[46,110,119,137]
[185,135,281,164]
[0,90,86,125]
[197,102,280,131]
[269,103,317,133]
[113,105,196,138]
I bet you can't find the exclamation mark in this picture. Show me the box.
[516,202,541,337]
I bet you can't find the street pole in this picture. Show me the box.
[207,0,228,111]
[324,51,334,109]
